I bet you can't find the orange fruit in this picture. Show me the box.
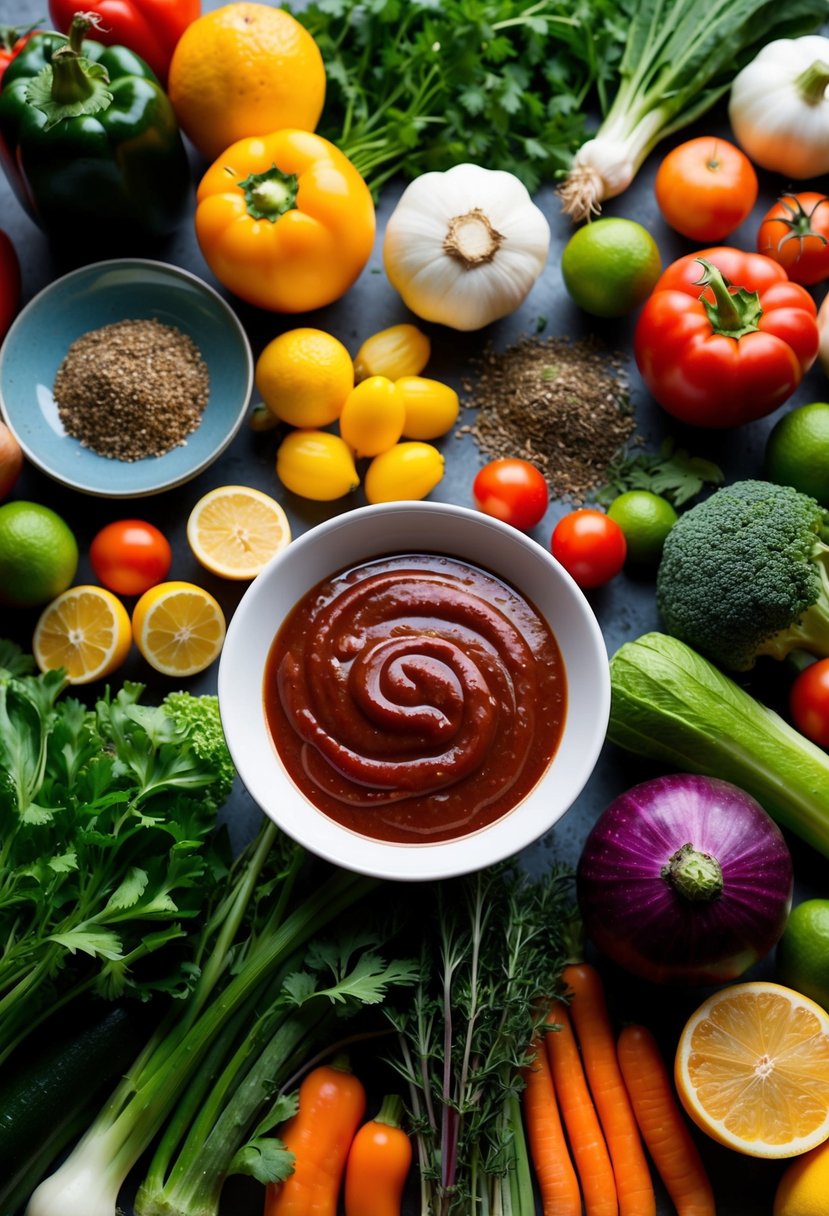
[675,981,829,1159]
[167,3,326,162]
[132,581,226,677]
[33,585,132,685]
[186,485,291,580]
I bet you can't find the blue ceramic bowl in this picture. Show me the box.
[0,259,253,498]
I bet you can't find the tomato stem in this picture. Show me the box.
[696,258,763,339]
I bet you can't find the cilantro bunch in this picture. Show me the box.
[292,0,631,193]
[0,641,234,1066]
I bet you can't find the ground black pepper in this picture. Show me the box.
[53,318,210,462]
[458,335,637,502]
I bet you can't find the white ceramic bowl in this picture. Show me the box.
[218,501,609,881]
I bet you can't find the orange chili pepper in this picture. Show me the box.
[264,1060,367,1216]
[344,1093,412,1216]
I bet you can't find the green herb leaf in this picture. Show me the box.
[229,1136,295,1185]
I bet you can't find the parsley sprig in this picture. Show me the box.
[594,438,725,509]
[292,0,630,193]
[0,642,233,1065]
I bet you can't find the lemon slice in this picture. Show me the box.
[33,585,132,684]
[132,581,226,677]
[186,485,291,580]
[675,981,829,1159]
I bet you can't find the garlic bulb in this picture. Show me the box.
[382,163,550,331]
[729,36,829,180]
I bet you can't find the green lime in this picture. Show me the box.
[766,403,829,506]
[0,501,78,608]
[777,899,829,1013]
[561,218,662,318]
[606,490,678,564]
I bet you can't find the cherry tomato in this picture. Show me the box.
[790,659,829,748]
[89,519,172,596]
[757,193,829,287]
[551,509,626,589]
[654,137,758,242]
[472,458,549,531]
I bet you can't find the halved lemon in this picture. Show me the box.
[132,581,226,677]
[675,981,829,1159]
[33,585,132,685]
[186,485,291,580]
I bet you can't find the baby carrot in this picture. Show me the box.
[563,963,655,1216]
[545,999,618,1216]
[522,1034,581,1216]
[617,1024,715,1216]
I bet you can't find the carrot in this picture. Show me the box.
[617,1024,715,1216]
[264,1060,367,1216]
[545,999,619,1216]
[344,1093,412,1216]
[563,963,655,1216]
[521,1034,581,1216]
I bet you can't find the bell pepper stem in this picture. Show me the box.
[696,258,763,339]
[238,164,299,222]
[23,12,113,130]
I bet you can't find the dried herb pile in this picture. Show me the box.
[460,335,636,501]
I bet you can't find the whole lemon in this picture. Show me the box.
[256,329,354,429]
[0,501,78,607]
[168,3,326,162]
[775,1138,829,1216]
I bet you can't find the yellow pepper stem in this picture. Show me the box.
[238,164,299,222]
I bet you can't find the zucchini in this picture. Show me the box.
[0,1001,155,1216]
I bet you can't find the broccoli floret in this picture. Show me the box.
[656,479,829,672]
[162,691,236,806]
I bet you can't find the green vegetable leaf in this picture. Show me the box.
[229,1137,295,1185]
[49,927,123,960]
[104,867,149,911]
[594,437,724,508]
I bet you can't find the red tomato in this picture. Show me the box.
[472,458,549,531]
[757,193,829,287]
[654,137,758,243]
[90,520,172,596]
[634,246,819,428]
[0,229,21,341]
[551,510,626,589]
[790,659,829,749]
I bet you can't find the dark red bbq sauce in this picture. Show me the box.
[263,552,566,844]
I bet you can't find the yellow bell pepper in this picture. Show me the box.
[195,129,376,313]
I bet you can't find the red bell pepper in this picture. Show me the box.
[47,0,200,81]
[0,228,20,341]
[0,22,41,80]
[633,246,819,429]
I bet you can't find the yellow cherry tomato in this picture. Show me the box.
[195,130,376,312]
[339,376,406,457]
[397,376,460,440]
[353,323,431,382]
[276,430,359,501]
[364,442,445,504]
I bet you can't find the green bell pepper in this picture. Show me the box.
[0,13,190,243]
